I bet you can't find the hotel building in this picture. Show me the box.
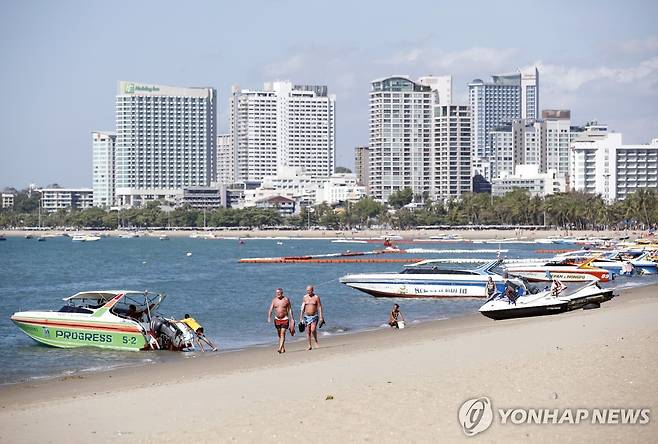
[114,81,217,207]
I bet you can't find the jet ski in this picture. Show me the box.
[479,281,614,320]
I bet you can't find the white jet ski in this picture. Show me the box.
[479,281,614,320]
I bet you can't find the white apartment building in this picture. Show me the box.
[114,81,217,207]
[230,81,335,182]
[92,131,116,208]
[2,193,14,208]
[369,76,435,201]
[469,67,539,160]
[542,110,572,182]
[571,126,658,202]
[491,164,562,197]
[316,173,366,205]
[39,188,93,212]
[432,104,472,199]
[216,133,233,184]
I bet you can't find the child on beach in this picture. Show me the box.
[389,304,405,328]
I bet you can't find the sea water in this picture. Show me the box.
[0,236,655,384]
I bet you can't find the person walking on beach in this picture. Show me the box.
[300,285,324,350]
[267,288,295,353]
[388,304,405,328]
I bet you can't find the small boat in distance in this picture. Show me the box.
[71,234,101,242]
[339,260,525,298]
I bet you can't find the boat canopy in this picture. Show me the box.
[63,290,150,301]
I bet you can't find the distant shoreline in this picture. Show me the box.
[1,227,651,241]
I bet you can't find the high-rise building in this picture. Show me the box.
[114,81,217,207]
[369,76,434,201]
[541,110,572,182]
[354,146,371,189]
[469,67,539,160]
[230,81,335,182]
[216,133,233,184]
[571,124,658,201]
[490,119,542,179]
[92,131,116,208]
[432,105,472,198]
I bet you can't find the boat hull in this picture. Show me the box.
[343,281,506,299]
[480,302,569,320]
[11,316,148,351]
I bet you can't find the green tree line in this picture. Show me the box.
[2,188,658,230]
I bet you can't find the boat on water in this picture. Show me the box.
[505,258,611,283]
[71,234,101,242]
[479,281,614,320]
[553,250,658,275]
[339,259,526,298]
[10,290,195,351]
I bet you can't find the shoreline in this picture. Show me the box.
[1,284,657,441]
[1,227,652,241]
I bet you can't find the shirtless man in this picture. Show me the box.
[300,285,324,350]
[267,288,295,353]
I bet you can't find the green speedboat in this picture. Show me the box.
[11,290,194,351]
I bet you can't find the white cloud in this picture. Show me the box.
[528,56,658,93]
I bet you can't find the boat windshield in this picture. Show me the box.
[401,267,478,275]
[110,292,164,322]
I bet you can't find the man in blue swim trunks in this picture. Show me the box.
[300,285,324,350]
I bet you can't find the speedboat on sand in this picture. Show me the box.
[479,281,614,320]
[11,290,195,351]
[340,259,525,298]
[504,258,611,283]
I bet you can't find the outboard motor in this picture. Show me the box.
[151,316,195,351]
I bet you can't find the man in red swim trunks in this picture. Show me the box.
[267,288,295,353]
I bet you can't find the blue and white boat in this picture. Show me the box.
[339,260,525,298]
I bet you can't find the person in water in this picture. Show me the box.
[267,288,295,353]
[180,314,218,352]
[388,304,405,328]
[300,285,324,350]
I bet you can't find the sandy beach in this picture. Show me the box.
[1,285,656,443]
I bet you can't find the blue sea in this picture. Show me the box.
[0,235,655,384]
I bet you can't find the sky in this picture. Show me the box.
[1,0,657,189]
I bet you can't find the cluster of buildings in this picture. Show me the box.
[6,69,654,215]
[88,80,355,215]
[357,70,657,203]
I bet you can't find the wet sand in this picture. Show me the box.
[1,285,657,442]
